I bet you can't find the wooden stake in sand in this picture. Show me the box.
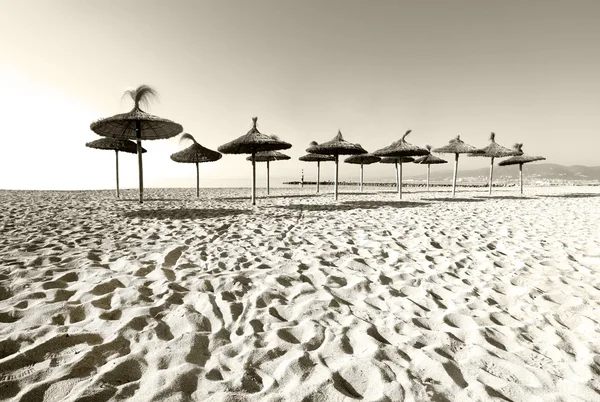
[299,145,335,194]
[219,117,291,206]
[379,156,415,199]
[90,85,183,204]
[345,154,381,193]
[498,144,546,195]
[171,133,221,198]
[413,145,448,193]
[306,131,366,201]
[433,136,479,197]
[373,130,428,199]
[246,150,291,196]
[85,138,146,199]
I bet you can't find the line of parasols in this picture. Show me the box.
[87,85,546,204]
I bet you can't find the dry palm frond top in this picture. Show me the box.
[433,135,479,154]
[306,131,367,156]
[218,117,292,154]
[470,132,524,158]
[171,133,222,164]
[90,85,183,141]
[344,154,381,165]
[499,143,546,166]
[85,138,147,154]
[373,130,429,157]
[413,145,448,164]
[246,150,291,162]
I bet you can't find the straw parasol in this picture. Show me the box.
[246,150,290,195]
[171,133,222,197]
[344,154,381,192]
[306,130,367,200]
[379,156,415,193]
[413,145,448,192]
[433,135,479,197]
[299,142,335,193]
[218,117,291,205]
[85,138,147,198]
[90,85,183,203]
[373,130,428,199]
[470,132,523,195]
[498,144,546,194]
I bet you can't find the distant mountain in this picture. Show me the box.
[405,163,600,183]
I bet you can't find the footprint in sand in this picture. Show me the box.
[162,246,188,268]
[102,358,146,386]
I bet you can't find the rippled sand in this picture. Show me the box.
[1,186,599,401]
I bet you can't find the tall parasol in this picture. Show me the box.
[470,132,523,195]
[171,133,222,197]
[85,138,147,198]
[433,135,479,197]
[90,85,183,203]
[498,144,546,194]
[218,117,291,205]
[344,154,381,192]
[246,150,290,195]
[299,142,335,193]
[306,131,367,200]
[413,145,448,192]
[380,156,415,194]
[373,130,428,199]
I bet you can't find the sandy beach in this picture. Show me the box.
[1,186,599,402]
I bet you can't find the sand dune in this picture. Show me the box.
[1,186,599,401]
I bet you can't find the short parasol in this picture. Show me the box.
[85,138,147,198]
[171,133,222,197]
[344,153,381,192]
[306,130,367,200]
[433,135,479,197]
[299,142,335,193]
[470,132,523,195]
[218,117,291,205]
[373,130,428,199]
[413,145,448,192]
[246,150,290,195]
[498,143,546,194]
[379,156,415,193]
[90,85,183,203]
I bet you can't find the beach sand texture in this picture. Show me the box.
[1,187,599,401]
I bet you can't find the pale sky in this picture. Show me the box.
[1,1,599,190]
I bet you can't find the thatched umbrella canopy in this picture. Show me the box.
[86,138,147,198]
[246,150,290,195]
[344,154,381,192]
[299,142,335,193]
[306,131,367,200]
[498,144,546,194]
[379,156,414,192]
[470,132,523,195]
[373,130,428,199]
[171,133,222,198]
[433,135,479,197]
[90,85,183,203]
[413,145,448,192]
[218,117,291,205]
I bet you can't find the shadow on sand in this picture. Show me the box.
[122,208,249,220]
[278,200,429,212]
[219,194,322,201]
[423,197,485,202]
[474,196,537,200]
[541,193,600,199]
[117,198,189,202]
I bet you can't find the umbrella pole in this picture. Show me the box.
[317,161,320,193]
[267,160,270,195]
[115,150,120,198]
[399,162,403,200]
[334,154,339,201]
[196,162,199,198]
[452,154,459,197]
[136,121,143,204]
[488,157,494,195]
[519,163,523,195]
[395,162,400,199]
[427,164,430,192]
[252,152,256,206]
[360,163,364,192]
